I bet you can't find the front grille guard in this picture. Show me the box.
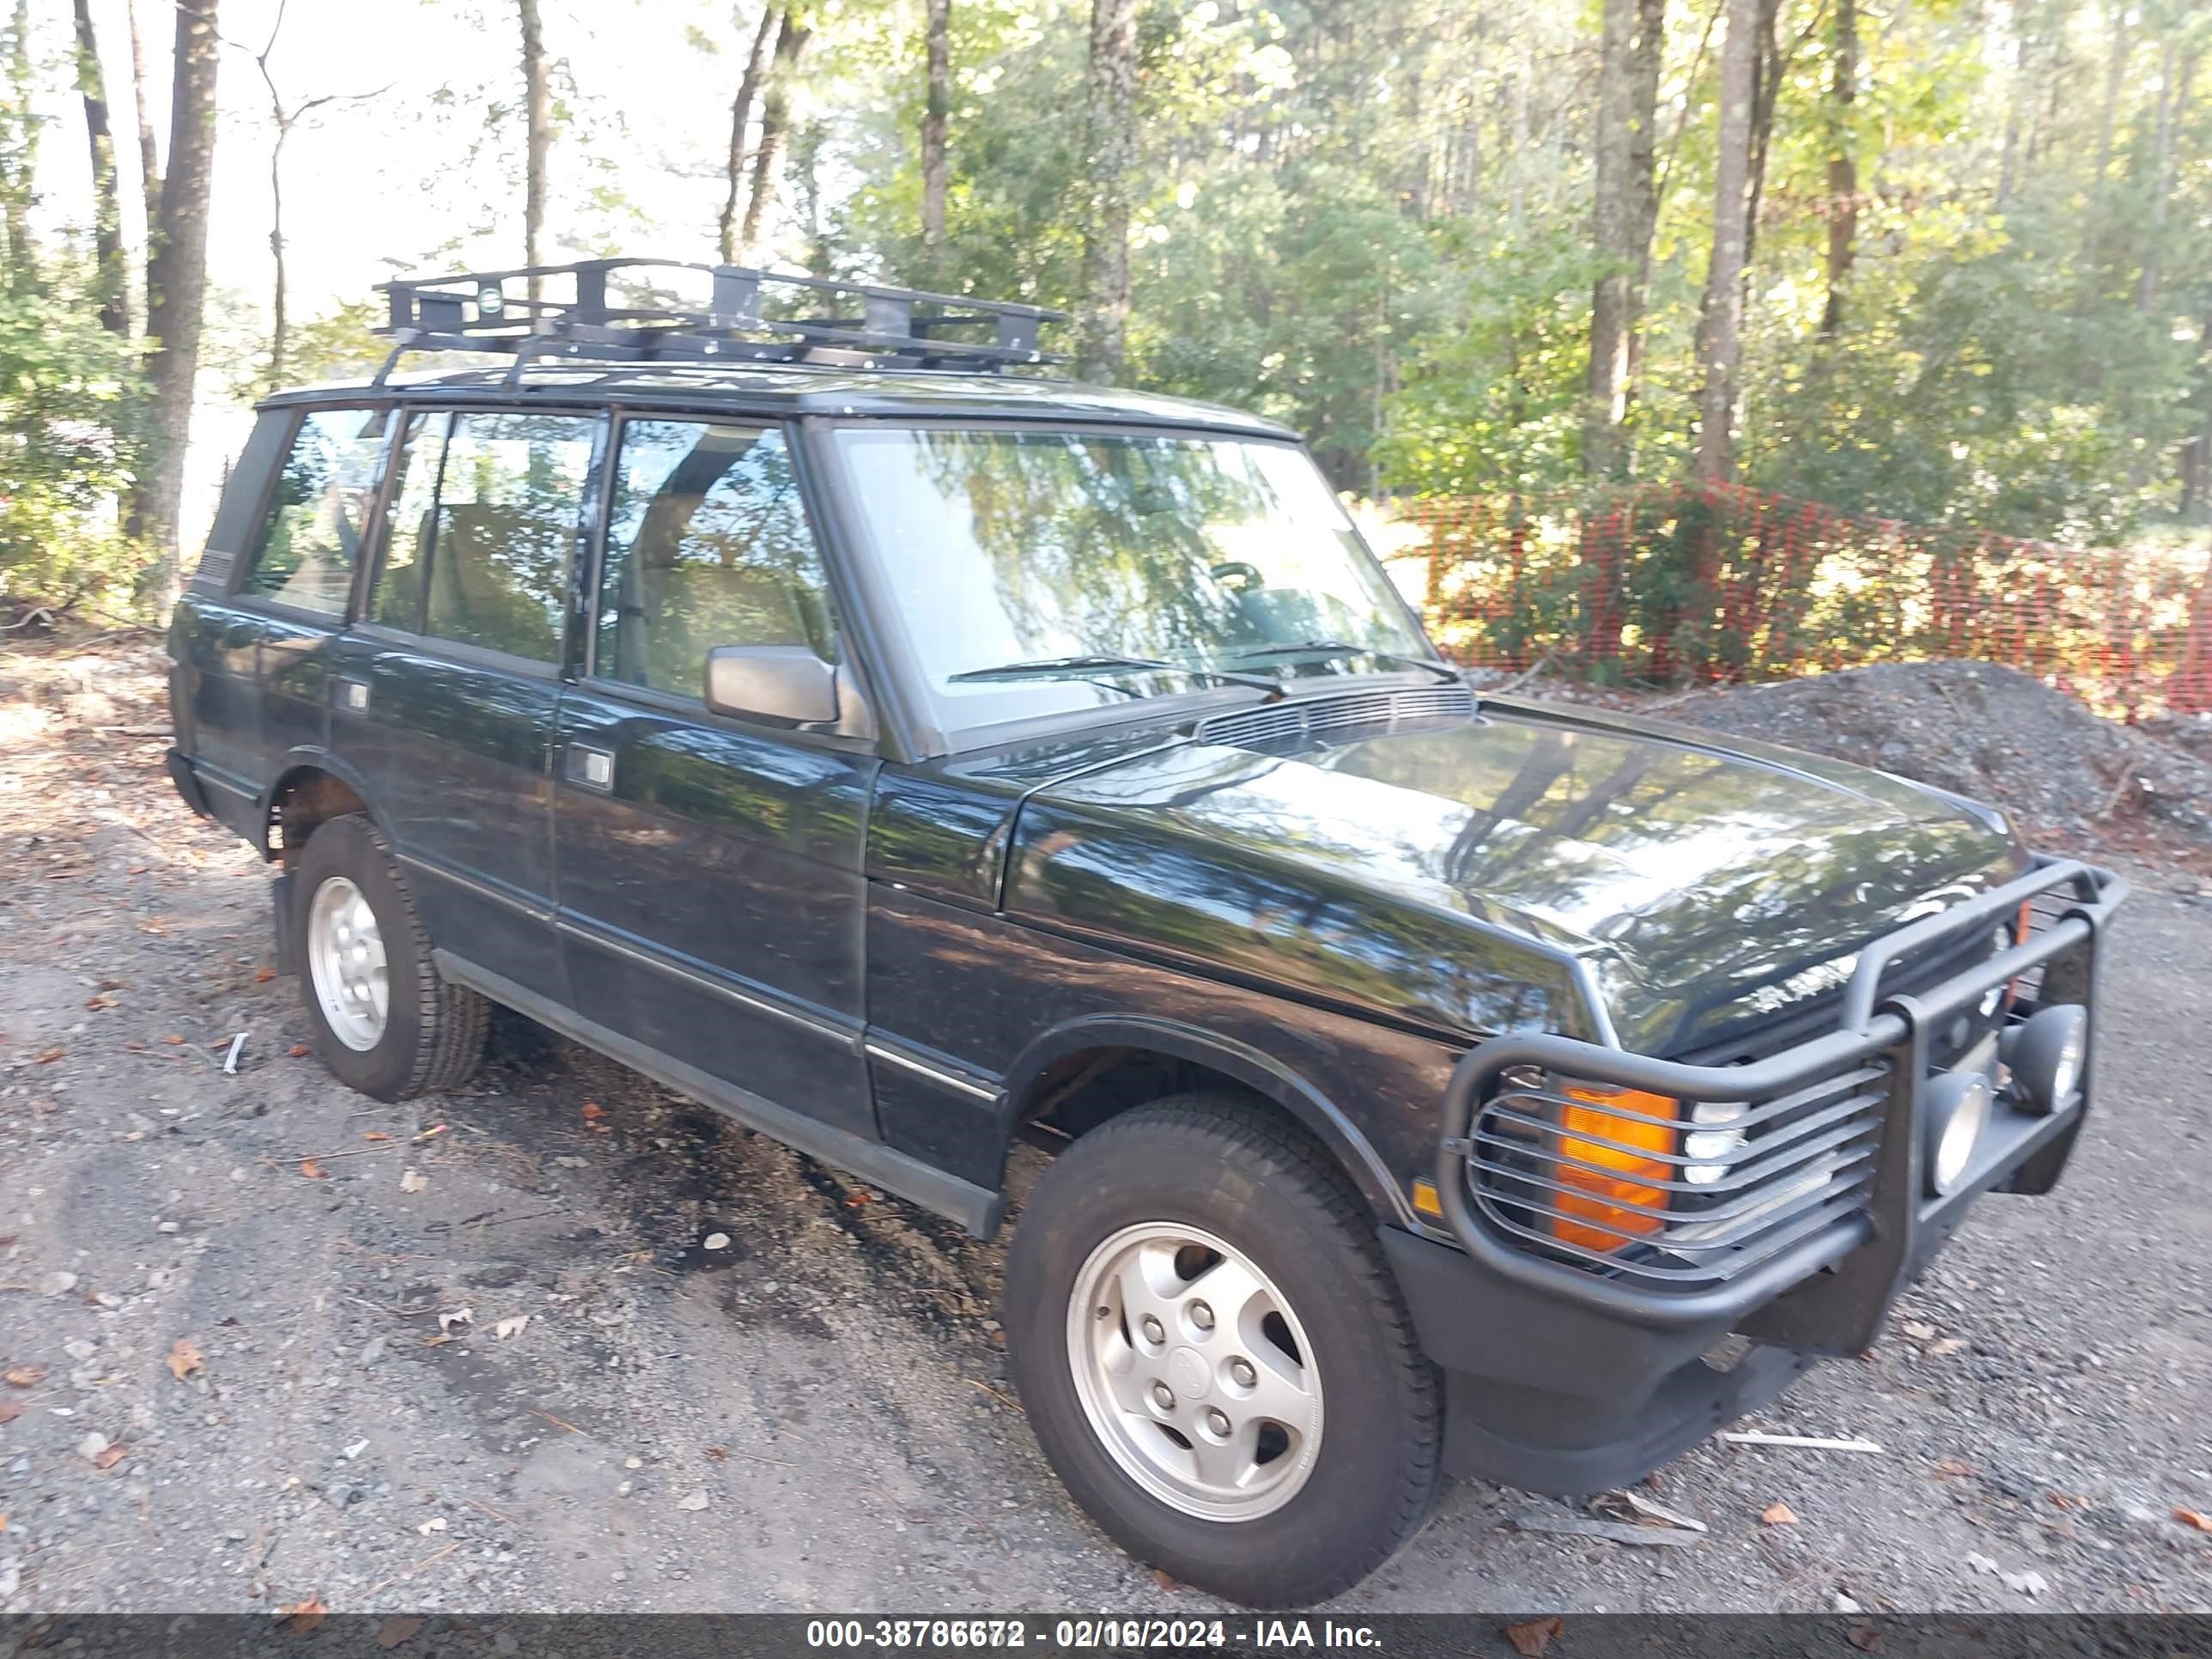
[1434,855,2127,1332]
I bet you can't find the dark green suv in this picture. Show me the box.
[165,259,2124,1606]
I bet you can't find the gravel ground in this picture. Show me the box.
[2,639,2209,1616]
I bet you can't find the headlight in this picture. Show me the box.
[1923,1071,1991,1195]
[1682,1100,1749,1186]
[1551,1084,1680,1252]
[2005,1004,2087,1115]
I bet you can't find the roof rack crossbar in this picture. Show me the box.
[374,257,1066,376]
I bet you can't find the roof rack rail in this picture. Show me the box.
[370,257,1069,386]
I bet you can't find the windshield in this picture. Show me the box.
[831,427,1435,741]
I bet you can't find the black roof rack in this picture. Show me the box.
[370,257,1068,386]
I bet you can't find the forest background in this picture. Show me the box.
[1,0,2206,690]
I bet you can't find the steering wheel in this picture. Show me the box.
[1209,560,1264,594]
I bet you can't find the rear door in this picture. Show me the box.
[331,407,602,1004]
[171,405,392,825]
[552,416,877,1136]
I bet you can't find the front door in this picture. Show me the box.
[552,416,877,1137]
[331,407,602,1004]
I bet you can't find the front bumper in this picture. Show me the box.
[1399,854,2125,1494]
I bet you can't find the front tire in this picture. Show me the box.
[293,813,487,1101]
[1004,1094,1439,1606]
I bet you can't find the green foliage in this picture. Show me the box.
[0,264,146,614]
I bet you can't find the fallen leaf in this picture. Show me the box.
[281,1595,328,1632]
[299,1158,326,1179]
[1151,1568,1180,1593]
[845,1191,872,1207]
[1846,1621,1884,1652]
[703,1445,728,1461]
[0,1511,9,1529]
[253,965,276,983]
[86,994,118,1010]
[2050,1492,2082,1510]
[416,1516,447,1535]
[580,1102,606,1121]
[363,1131,391,1142]
[1936,1457,1976,1478]
[3,1364,47,1388]
[1761,1502,1799,1526]
[2175,1508,2212,1533]
[399,1169,427,1194]
[288,1043,310,1058]
[33,1048,63,1064]
[166,1338,203,1382]
[93,1441,128,1470]
[1505,1616,1564,1657]
[374,1615,424,1650]
[1901,1320,1936,1340]
[0,1400,20,1424]
[437,1307,473,1334]
[1929,1337,1970,1358]
[161,1034,185,1045]
[492,1315,529,1340]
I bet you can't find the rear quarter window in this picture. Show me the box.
[241,407,393,616]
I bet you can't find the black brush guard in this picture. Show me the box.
[1433,854,2126,1358]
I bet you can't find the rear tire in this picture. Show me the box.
[292,813,487,1101]
[1004,1093,1439,1607]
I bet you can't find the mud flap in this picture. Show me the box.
[271,873,296,977]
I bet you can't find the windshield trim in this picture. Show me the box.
[808,416,1439,758]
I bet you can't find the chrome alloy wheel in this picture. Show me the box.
[307,876,389,1051]
[1066,1222,1322,1522]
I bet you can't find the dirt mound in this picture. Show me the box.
[1664,659,2212,847]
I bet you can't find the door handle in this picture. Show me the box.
[565,743,616,792]
[335,677,370,713]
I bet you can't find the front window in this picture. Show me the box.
[831,427,1433,742]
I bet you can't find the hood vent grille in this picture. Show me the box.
[1194,683,1476,753]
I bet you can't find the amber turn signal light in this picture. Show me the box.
[1553,1085,1681,1252]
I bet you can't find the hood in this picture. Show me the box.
[1001,698,2027,1053]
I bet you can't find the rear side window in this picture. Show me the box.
[241,408,392,615]
[370,410,597,663]
[594,421,835,699]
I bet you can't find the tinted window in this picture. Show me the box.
[242,408,391,614]
[594,422,834,699]
[369,410,596,663]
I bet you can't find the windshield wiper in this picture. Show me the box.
[948,654,1285,702]
[1228,639,1464,687]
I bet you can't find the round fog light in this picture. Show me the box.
[2006,1004,2087,1116]
[1923,1071,1992,1196]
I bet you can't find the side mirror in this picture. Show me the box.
[703,644,840,726]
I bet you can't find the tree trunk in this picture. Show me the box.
[2137,40,2190,313]
[266,125,289,389]
[738,9,811,262]
[1694,0,1758,483]
[1996,2,2032,209]
[1076,0,1138,382]
[125,0,161,321]
[1820,0,1857,337]
[137,0,221,612]
[719,5,777,264]
[1623,0,1663,398]
[1585,0,1636,482]
[921,0,951,264]
[74,0,129,331]
[1,0,33,286]
[519,0,549,301]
